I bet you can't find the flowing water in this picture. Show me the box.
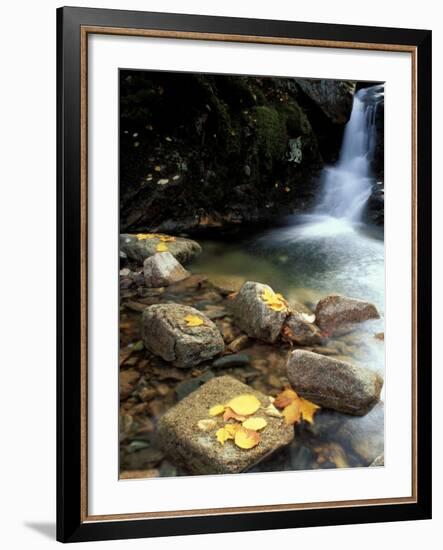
[189,84,386,470]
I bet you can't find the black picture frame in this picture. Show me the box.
[57,6,432,543]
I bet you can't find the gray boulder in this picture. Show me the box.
[141,304,224,368]
[143,252,189,287]
[230,281,289,343]
[286,349,383,415]
[315,295,380,335]
[283,311,324,345]
[120,233,201,265]
[158,375,294,475]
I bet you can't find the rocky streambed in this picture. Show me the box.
[119,231,385,479]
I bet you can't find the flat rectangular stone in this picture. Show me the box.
[157,375,294,475]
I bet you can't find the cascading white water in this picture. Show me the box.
[316,83,384,222]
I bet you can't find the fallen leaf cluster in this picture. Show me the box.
[261,287,289,312]
[199,394,276,451]
[135,233,176,244]
[274,389,320,425]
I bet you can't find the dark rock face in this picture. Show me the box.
[141,304,224,367]
[158,375,294,475]
[294,79,356,125]
[286,349,383,415]
[314,295,380,336]
[120,72,355,234]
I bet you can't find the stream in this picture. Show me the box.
[120,83,386,476]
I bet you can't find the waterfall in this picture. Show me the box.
[316,83,384,222]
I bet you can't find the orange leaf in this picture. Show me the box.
[282,400,301,425]
[299,397,320,424]
[274,389,299,409]
[234,427,260,449]
[223,407,246,422]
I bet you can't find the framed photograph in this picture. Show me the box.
[57,6,432,543]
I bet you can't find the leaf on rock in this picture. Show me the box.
[226,394,261,416]
[234,427,260,449]
[208,404,225,417]
[215,423,241,445]
[156,242,169,252]
[184,314,204,327]
[136,233,156,240]
[223,407,246,422]
[242,417,267,431]
[215,426,231,445]
[261,287,288,312]
[224,423,241,438]
[158,235,176,242]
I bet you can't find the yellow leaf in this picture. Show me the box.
[184,314,204,327]
[234,427,260,449]
[226,394,261,416]
[274,389,299,409]
[261,287,288,312]
[223,407,246,422]
[158,235,176,242]
[197,419,217,431]
[282,401,301,425]
[242,417,267,431]
[224,423,241,438]
[156,242,169,252]
[299,397,320,424]
[215,427,231,445]
[136,233,156,240]
[209,404,225,417]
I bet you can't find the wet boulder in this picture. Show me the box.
[157,375,294,475]
[120,233,201,265]
[282,311,324,346]
[143,252,189,287]
[314,295,380,335]
[286,349,383,415]
[141,304,224,368]
[230,282,289,343]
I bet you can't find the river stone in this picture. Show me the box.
[141,304,224,368]
[283,311,324,345]
[286,349,383,415]
[120,234,201,265]
[314,295,380,335]
[157,375,294,475]
[143,252,189,287]
[230,281,288,343]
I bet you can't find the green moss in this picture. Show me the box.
[253,106,287,172]
[277,102,312,136]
